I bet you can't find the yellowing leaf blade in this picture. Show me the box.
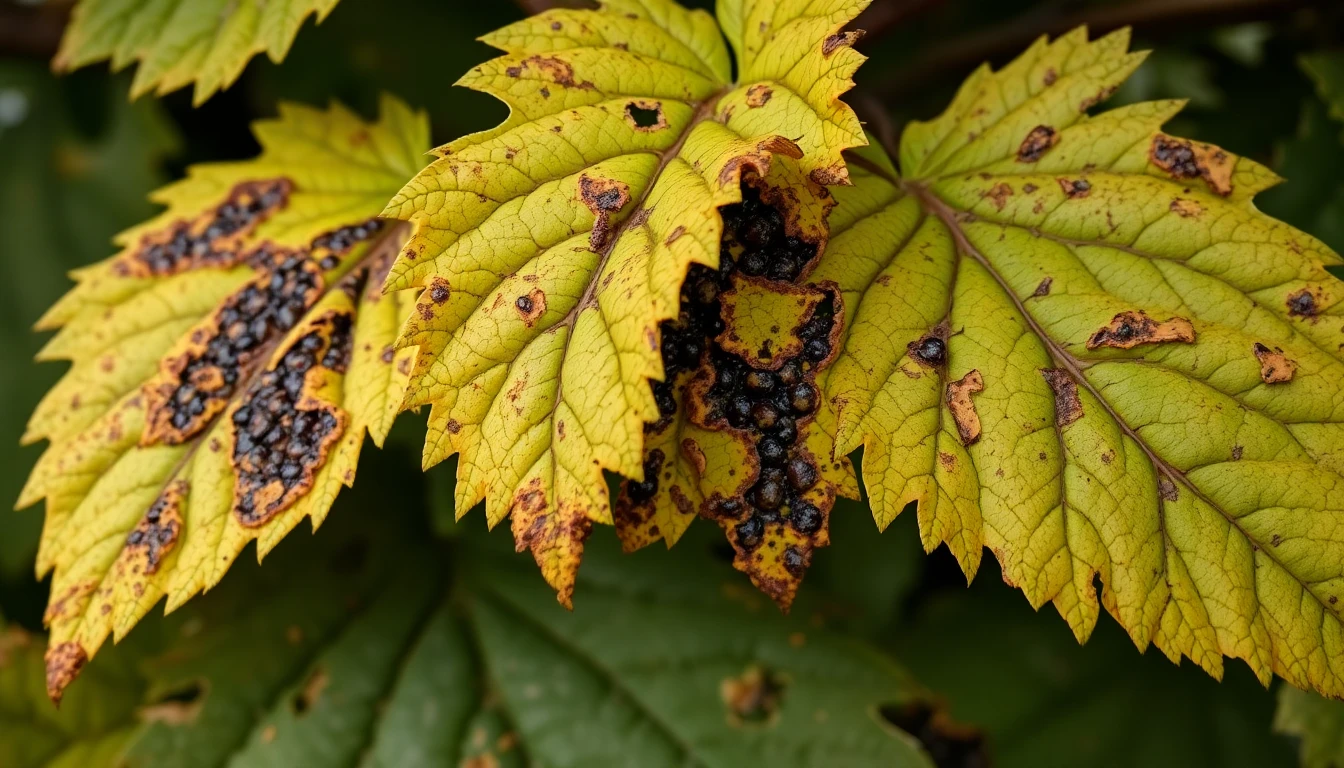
[382,0,870,604]
[823,30,1344,699]
[20,96,430,703]
[55,0,342,106]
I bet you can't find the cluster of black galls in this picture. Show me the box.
[125,489,180,573]
[159,222,379,440]
[132,180,290,275]
[232,314,353,526]
[628,185,835,565]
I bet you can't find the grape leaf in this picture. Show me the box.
[896,560,1294,768]
[381,0,870,605]
[54,0,341,106]
[1275,685,1344,768]
[1,488,950,768]
[18,95,430,703]
[818,28,1344,698]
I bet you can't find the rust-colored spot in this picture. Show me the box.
[938,451,957,472]
[1057,177,1091,198]
[44,642,87,705]
[509,476,593,609]
[1079,85,1118,112]
[1043,67,1058,86]
[985,182,1013,210]
[446,418,462,435]
[1041,369,1083,427]
[1169,197,1203,218]
[665,226,686,246]
[125,480,187,574]
[578,174,632,250]
[515,288,547,327]
[504,55,592,89]
[1016,125,1059,163]
[746,84,774,108]
[231,313,352,527]
[1232,445,1244,461]
[1287,287,1321,318]
[623,99,667,132]
[681,438,707,475]
[1032,277,1053,297]
[1252,343,1297,384]
[1086,310,1195,350]
[117,179,292,278]
[822,30,864,57]
[808,163,848,186]
[720,665,786,725]
[946,370,985,446]
[1149,133,1234,196]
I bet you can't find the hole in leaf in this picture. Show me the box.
[139,678,208,725]
[625,102,663,129]
[291,666,329,716]
[878,701,988,768]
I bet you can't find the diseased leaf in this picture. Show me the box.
[381,0,870,605]
[54,0,342,106]
[0,63,179,577]
[613,179,859,610]
[1,491,950,768]
[18,95,430,702]
[1275,685,1344,768]
[820,28,1344,698]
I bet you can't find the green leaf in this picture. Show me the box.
[19,95,430,702]
[0,63,179,578]
[54,0,342,106]
[0,488,948,768]
[381,0,871,605]
[1275,685,1344,768]
[895,562,1295,768]
[817,28,1344,698]
[1302,51,1344,131]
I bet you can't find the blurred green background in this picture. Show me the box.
[2,0,1343,764]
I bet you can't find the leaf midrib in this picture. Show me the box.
[902,178,1342,625]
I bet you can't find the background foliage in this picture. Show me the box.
[2,0,1344,765]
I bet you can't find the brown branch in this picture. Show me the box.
[874,0,1334,100]
[0,1,70,60]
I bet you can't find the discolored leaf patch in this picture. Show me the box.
[945,370,985,446]
[824,26,1344,701]
[1085,310,1196,350]
[21,97,429,702]
[1252,343,1298,384]
[1016,125,1059,163]
[1149,133,1234,196]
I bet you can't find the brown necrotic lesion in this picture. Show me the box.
[117,179,293,278]
[619,181,840,600]
[231,311,354,528]
[140,219,383,447]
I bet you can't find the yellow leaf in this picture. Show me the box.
[381,0,869,605]
[54,0,341,106]
[18,95,429,703]
[819,28,1344,698]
